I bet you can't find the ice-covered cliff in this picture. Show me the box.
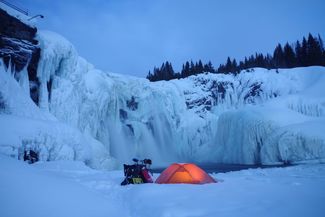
[1,26,325,168]
[30,31,325,166]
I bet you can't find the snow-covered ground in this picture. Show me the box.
[1,154,325,217]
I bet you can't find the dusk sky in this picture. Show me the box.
[14,0,325,77]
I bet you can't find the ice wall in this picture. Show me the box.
[215,108,325,165]
[214,68,325,165]
[32,31,325,167]
[0,62,115,169]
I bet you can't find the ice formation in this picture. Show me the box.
[1,30,325,169]
[0,61,116,169]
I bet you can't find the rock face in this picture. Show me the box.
[0,8,40,104]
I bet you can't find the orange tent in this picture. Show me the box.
[155,163,216,184]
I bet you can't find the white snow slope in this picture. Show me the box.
[1,30,325,168]
[1,154,325,217]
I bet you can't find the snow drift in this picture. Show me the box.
[1,29,325,169]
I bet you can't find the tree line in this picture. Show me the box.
[146,33,325,81]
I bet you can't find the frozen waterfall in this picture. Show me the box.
[37,32,325,167]
[1,31,325,169]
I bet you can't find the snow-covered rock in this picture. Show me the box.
[0,6,41,104]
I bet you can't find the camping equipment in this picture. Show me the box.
[121,158,153,185]
[155,163,216,184]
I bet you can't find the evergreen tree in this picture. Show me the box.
[197,60,204,73]
[300,37,308,66]
[317,34,325,66]
[248,55,255,68]
[239,60,245,71]
[243,57,249,69]
[204,61,215,73]
[273,44,284,68]
[217,64,224,74]
[146,70,152,80]
[283,43,296,68]
[231,58,238,74]
[194,62,199,74]
[264,54,273,69]
[255,53,265,68]
[318,34,324,50]
[190,61,195,76]
[225,57,232,74]
[181,61,190,78]
[295,40,302,66]
[146,33,325,82]
[146,61,176,81]
[307,33,323,65]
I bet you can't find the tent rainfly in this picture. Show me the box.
[155,163,216,184]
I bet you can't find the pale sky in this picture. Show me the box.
[11,0,325,77]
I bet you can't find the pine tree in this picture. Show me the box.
[265,54,273,69]
[273,44,284,68]
[318,34,324,49]
[194,62,199,75]
[300,37,308,66]
[307,33,323,65]
[248,55,255,68]
[181,61,190,78]
[204,61,214,73]
[225,57,232,74]
[283,43,296,68]
[146,70,152,80]
[167,62,175,80]
[197,60,204,73]
[190,61,195,76]
[231,58,238,74]
[243,57,249,69]
[146,33,325,82]
[239,60,245,71]
[295,40,302,66]
[217,63,223,74]
[317,34,325,66]
[208,61,215,73]
[255,53,265,68]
